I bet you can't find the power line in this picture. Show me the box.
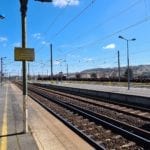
[35,1,150,63]
[32,0,75,50]
[42,3,68,36]
[35,0,96,55]
[36,2,82,54]
[35,0,140,54]
[71,0,142,42]
[61,15,150,57]
[32,7,68,49]
[42,0,83,37]
[143,0,149,17]
[50,0,96,40]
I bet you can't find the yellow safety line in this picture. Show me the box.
[0,84,8,150]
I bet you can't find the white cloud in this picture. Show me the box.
[13,42,21,47]
[0,36,7,42]
[53,0,79,8]
[32,33,41,40]
[103,43,116,49]
[41,41,49,45]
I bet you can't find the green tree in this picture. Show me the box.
[91,72,97,79]
[76,73,81,79]
[124,68,133,79]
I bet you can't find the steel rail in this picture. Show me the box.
[14,82,150,149]
[28,85,150,149]
[31,83,150,122]
[29,91,105,150]
[33,83,150,112]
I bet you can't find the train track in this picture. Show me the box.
[35,83,150,111]
[15,82,150,149]
[32,83,150,123]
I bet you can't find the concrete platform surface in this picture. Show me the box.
[11,83,94,150]
[51,82,150,98]
[0,82,38,150]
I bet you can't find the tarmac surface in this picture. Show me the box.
[0,82,93,150]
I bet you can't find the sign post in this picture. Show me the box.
[15,47,35,61]
[14,46,34,133]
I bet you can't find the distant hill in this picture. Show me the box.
[79,64,150,78]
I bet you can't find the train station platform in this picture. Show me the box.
[0,82,38,150]
[52,81,150,98]
[0,82,93,150]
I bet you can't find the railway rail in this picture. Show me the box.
[14,82,150,149]
[35,83,150,111]
[32,83,150,123]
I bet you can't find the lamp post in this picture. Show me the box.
[118,35,136,90]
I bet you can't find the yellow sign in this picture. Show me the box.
[14,47,35,61]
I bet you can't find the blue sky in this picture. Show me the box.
[0,0,150,76]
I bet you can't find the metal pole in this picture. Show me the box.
[0,16,5,85]
[28,62,30,80]
[0,58,2,85]
[1,58,3,84]
[50,44,53,81]
[20,0,28,133]
[0,57,6,85]
[117,50,120,82]
[67,64,68,77]
[127,40,130,90]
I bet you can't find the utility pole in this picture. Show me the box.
[67,64,68,77]
[18,0,53,133]
[28,62,30,80]
[50,44,53,81]
[0,58,2,85]
[0,15,5,85]
[19,0,28,133]
[0,57,6,86]
[117,50,120,82]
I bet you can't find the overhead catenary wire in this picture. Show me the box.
[55,48,150,67]
[33,1,150,74]
[60,15,150,57]
[42,1,71,36]
[64,49,150,73]
[50,0,96,40]
[32,0,78,52]
[35,0,141,54]
[143,0,149,17]
[32,3,68,49]
[30,49,150,76]
[35,0,96,54]
[70,0,142,43]
[48,14,150,67]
